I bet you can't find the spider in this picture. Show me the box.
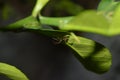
[52,35,70,44]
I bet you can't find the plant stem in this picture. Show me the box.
[40,16,73,26]
[32,0,49,17]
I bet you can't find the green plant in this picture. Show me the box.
[1,0,120,80]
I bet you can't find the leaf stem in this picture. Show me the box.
[32,0,49,17]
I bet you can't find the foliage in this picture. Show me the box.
[1,0,120,79]
[66,33,111,74]
[0,63,28,80]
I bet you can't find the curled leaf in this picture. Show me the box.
[66,33,112,74]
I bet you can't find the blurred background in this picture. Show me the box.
[0,0,120,80]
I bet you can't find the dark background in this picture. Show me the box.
[0,0,120,80]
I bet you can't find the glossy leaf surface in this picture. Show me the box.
[66,33,112,74]
[0,63,29,80]
[60,10,110,36]
[60,3,120,36]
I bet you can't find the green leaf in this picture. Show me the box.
[97,0,119,13]
[2,15,69,38]
[97,0,119,21]
[7,16,41,30]
[97,0,113,11]
[66,33,112,74]
[60,10,110,36]
[59,4,120,36]
[0,62,29,80]
[109,3,120,35]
